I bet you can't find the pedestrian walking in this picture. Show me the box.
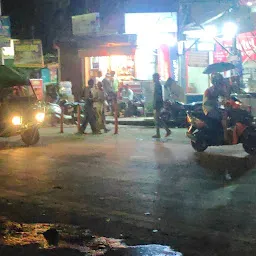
[152,73,171,139]
[92,81,110,133]
[80,79,100,134]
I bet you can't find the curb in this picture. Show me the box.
[106,120,155,127]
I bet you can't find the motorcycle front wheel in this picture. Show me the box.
[191,140,208,152]
[21,127,40,146]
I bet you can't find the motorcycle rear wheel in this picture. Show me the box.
[243,143,256,155]
[191,140,208,152]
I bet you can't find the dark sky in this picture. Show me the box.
[1,0,178,51]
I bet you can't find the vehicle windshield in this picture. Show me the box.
[0,85,36,101]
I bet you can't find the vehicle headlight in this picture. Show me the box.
[35,112,45,123]
[12,116,22,126]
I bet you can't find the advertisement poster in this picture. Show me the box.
[72,13,100,36]
[30,79,44,100]
[169,43,178,81]
[0,16,11,47]
[14,40,44,68]
[158,44,171,81]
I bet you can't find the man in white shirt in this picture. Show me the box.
[121,84,134,103]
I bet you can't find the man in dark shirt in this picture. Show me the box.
[152,73,171,138]
[80,79,99,134]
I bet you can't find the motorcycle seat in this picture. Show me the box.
[189,111,217,123]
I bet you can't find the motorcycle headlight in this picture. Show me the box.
[35,112,45,123]
[12,116,22,126]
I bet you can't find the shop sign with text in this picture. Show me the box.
[14,40,44,68]
[0,16,11,47]
[72,13,100,36]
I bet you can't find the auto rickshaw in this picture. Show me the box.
[0,66,45,146]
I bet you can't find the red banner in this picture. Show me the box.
[213,40,232,63]
[213,31,256,63]
[237,31,256,63]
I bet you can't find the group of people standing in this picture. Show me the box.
[79,78,111,135]
[79,70,186,137]
[80,70,123,134]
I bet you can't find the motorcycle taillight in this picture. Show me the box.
[195,119,206,128]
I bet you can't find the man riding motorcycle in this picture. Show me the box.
[203,73,229,143]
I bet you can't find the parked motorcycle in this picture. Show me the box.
[123,94,145,117]
[47,99,85,125]
[186,96,256,155]
[160,100,203,127]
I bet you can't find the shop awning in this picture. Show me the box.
[78,45,136,57]
[77,34,137,57]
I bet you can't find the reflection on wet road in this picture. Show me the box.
[0,127,256,254]
[106,245,182,256]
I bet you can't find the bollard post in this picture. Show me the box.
[113,97,118,135]
[77,104,81,133]
[60,107,64,133]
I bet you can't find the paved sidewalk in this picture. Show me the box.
[106,116,154,126]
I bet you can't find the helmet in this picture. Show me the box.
[211,73,224,87]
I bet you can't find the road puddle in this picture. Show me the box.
[105,245,182,255]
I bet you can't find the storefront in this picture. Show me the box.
[77,34,137,89]
[125,12,178,81]
[182,29,256,103]
[58,12,178,102]
[180,37,215,102]
[213,31,256,92]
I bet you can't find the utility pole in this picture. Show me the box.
[0,0,2,17]
[0,0,4,66]
[178,0,190,92]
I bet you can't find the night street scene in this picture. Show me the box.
[1,0,256,255]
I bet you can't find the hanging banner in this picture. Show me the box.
[170,44,178,81]
[237,31,256,63]
[14,40,44,68]
[30,79,44,100]
[213,40,232,63]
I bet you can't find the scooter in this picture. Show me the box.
[186,96,256,155]
[160,100,203,127]
[47,99,85,125]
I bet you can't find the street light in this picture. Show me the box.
[222,22,238,39]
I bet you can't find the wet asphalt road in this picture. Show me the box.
[0,126,256,255]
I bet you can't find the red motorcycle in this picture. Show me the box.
[186,96,256,155]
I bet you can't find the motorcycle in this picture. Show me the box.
[123,94,145,117]
[186,96,256,155]
[47,99,85,125]
[160,100,203,127]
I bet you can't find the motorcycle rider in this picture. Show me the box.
[203,73,229,143]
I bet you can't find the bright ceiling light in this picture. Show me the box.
[247,1,253,6]
[222,22,238,39]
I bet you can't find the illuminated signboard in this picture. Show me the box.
[125,12,177,34]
